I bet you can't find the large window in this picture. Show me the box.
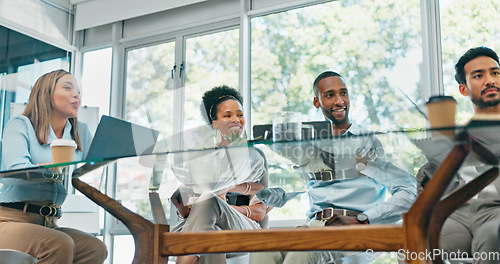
[440,0,500,123]
[125,42,176,136]
[113,41,178,264]
[81,48,112,117]
[121,41,177,214]
[184,28,239,131]
[72,47,113,236]
[251,0,424,130]
[251,0,425,222]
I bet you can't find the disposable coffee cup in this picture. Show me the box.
[426,95,457,137]
[50,139,77,164]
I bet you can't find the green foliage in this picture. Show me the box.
[184,29,240,129]
[125,42,176,140]
[440,0,500,124]
[251,0,423,130]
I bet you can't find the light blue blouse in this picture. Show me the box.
[0,115,92,205]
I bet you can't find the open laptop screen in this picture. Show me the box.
[86,115,159,161]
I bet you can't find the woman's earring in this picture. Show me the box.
[214,129,223,145]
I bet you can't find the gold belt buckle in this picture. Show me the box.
[39,204,56,217]
[320,171,334,181]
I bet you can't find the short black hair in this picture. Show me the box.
[313,71,343,96]
[201,85,243,124]
[455,46,499,85]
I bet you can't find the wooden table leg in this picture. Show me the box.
[404,144,469,264]
[428,167,499,264]
[72,178,169,264]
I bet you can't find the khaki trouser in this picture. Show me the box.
[441,200,500,264]
[0,205,107,264]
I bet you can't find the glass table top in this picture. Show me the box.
[1,119,499,223]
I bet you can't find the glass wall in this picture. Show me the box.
[0,25,70,134]
[440,0,500,123]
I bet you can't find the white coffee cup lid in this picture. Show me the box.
[50,139,77,148]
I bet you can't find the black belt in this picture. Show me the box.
[0,202,61,218]
[315,207,361,220]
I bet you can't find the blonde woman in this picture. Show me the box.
[0,69,107,263]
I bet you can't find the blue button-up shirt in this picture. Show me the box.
[300,124,417,224]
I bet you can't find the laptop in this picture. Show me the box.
[85,115,159,161]
[252,121,333,141]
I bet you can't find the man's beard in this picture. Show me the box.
[322,108,349,125]
[471,96,500,108]
[471,87,500,108]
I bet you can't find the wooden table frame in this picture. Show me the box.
[71,131,499,264]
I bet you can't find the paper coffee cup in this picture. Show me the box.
[50,139,77,164]
[426,95,457,137]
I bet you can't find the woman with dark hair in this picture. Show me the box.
[172,85,270,264]
[0,69,107,263]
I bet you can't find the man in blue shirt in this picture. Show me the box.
[250,71,417,263]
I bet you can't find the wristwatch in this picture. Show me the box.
[356,213,369,224]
